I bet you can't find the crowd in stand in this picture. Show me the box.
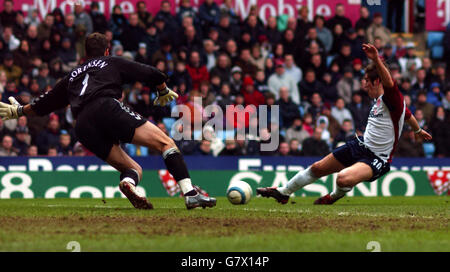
[0,0,449,158]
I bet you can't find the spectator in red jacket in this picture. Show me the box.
[186,50,209,90]
[241,75,265,107]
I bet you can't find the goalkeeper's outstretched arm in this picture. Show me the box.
[0,76,69,120]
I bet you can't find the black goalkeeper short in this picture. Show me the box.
[74,97,146,160]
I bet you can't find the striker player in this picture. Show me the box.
[257,43,432,204]
[0,33,216,210]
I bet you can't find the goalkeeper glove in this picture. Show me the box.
[153,86,178,107]
[0,97,24,120]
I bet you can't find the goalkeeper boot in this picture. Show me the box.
[119,180,153,209]
[185,192,217,210]
[313,194,336,205]
[256,187,289,204]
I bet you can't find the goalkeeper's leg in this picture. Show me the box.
[106,144,153,209]
[132,121,216,209]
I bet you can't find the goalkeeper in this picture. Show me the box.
[0,33,216,210]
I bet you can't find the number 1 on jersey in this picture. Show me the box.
[80,74,89,96]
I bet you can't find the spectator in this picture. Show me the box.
[13,11,28,40]
[314,15,333,53]
[337,66,361,104]
[0,135,17,156]
[235,48,258,77]
[121,13,145,52]
[0,53,22,84]
[36,63,55,90]
[286,117,310,145]
[35,114,60,155]
[58,131,72,156]
[278,142,290,156]
[331,98,354,126]
[399,42,422,73]
[13,125,29,156]
[415,92,435,123]
[186,50,209,90]
[429,107,450,157]
[268,60,299,104]
[2,80,19,102]
[348,92,370,132]
[298,69,324,102]
[89,2,108,33]
[316,115,331,145]
[395,129,425,157]
[307,92,324,120]
[198,0,220,32]
[301,127,330,156]
[321,73,339,103]
[109,5,128,40]
[194,139,213,155]
[136,1,153,29]
[241,75,265,107]
[330,24,345,55]
[27,145,38,156]
[220,0,239,25]
[229,66,243,94]
[326,3,352,32]
[2,25,20,51]
[265,16,281,47]
[58,37,78,72]
[12,40,32,73]
[288,139,302,156]
[367,13,391,46]
[333,119,354,148]
[203,39,217,71]
[333,43,354,71]
[277,86,301,129]
[355,6,372,31]
[249,43,266,71]
[219,139,243,156]
[0,0,16,27]
[296,6,314,45]
[284,54,302,84]
[427,82,443,107]
[74,2,93,35]
[442,90,450,111]
[217,14,239,48]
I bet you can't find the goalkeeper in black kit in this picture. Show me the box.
[0,33,216,210]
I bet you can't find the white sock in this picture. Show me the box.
[178,178,195,194]
[277,167,317,195]
[330,186,352,200]
[122,177,137,187]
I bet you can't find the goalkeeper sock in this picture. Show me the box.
[330,186,352,200]
[162,147,195,195]
[120,168,141,187]
[277,166,317,195]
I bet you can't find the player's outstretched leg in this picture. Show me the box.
[314,162,373,205]
[106,144,153,209]
[133,122,216,210]
[257,153,345,204]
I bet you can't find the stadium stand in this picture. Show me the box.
[0,0,449,158]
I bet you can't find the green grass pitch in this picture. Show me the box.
[0,196,448,252]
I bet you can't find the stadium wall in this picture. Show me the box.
[0,156,448,198]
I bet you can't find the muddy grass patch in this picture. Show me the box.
[0,215,447,238]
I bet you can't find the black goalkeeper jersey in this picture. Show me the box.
[30,56,167,118]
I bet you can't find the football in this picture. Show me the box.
[227,181,253,205]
